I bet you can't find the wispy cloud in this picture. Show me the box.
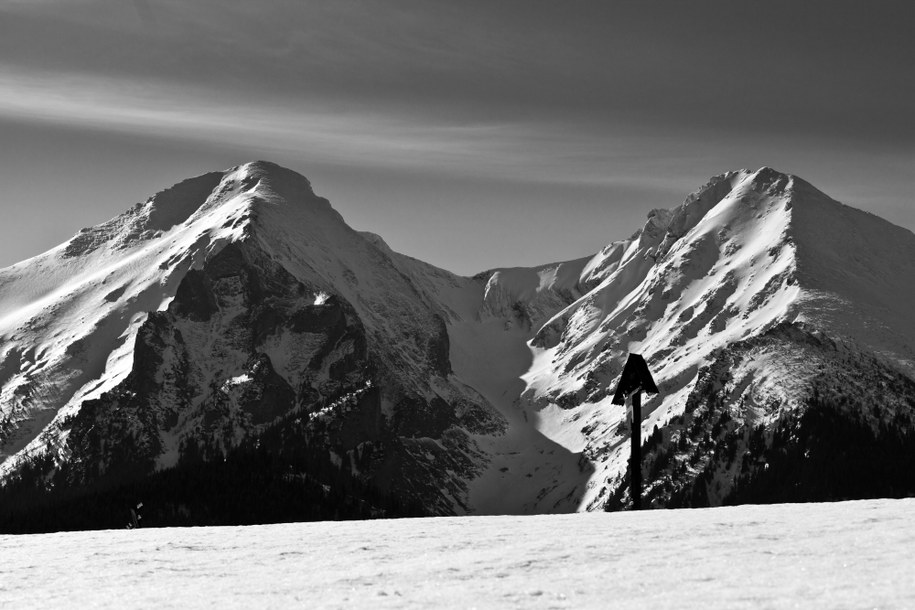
[1,1,911,147]
[0,0,910,239]
[0,65,694,192]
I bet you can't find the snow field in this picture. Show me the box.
[2,498,912,609]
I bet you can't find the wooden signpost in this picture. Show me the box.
[611,353,659,510]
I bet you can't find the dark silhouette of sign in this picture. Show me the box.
[611,354,659,510]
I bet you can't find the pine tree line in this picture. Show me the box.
[0,402,424,534]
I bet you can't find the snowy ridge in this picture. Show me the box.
[0,166,258,471]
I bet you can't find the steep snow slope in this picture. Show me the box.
[0,170,235,465]
[789,177,915,376]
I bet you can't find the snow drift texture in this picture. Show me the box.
[1,162,913,514]
[4,498,912,608]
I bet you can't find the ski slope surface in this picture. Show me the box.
[2,498,913,609]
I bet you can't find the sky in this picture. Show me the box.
[0,1,912,275]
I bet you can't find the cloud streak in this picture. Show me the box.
[2,1,912,144]
[0,65,702,193]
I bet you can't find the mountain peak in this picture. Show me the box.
[742,166,794,197]
[215,161,339,222]
[748,165,789,182]
[226,161,316,195]
[238,159,283,173]
[59,161,340,261]
[141,159,313,228]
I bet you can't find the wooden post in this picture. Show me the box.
[631,390,641,510]
[611,353,658,512]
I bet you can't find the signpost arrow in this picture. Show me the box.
[611,353,659,510]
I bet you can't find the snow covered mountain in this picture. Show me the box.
[509,168,915,509]
[1,162,913,521]
[0,162,503,515]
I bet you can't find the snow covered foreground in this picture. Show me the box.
[3,499,913,609]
